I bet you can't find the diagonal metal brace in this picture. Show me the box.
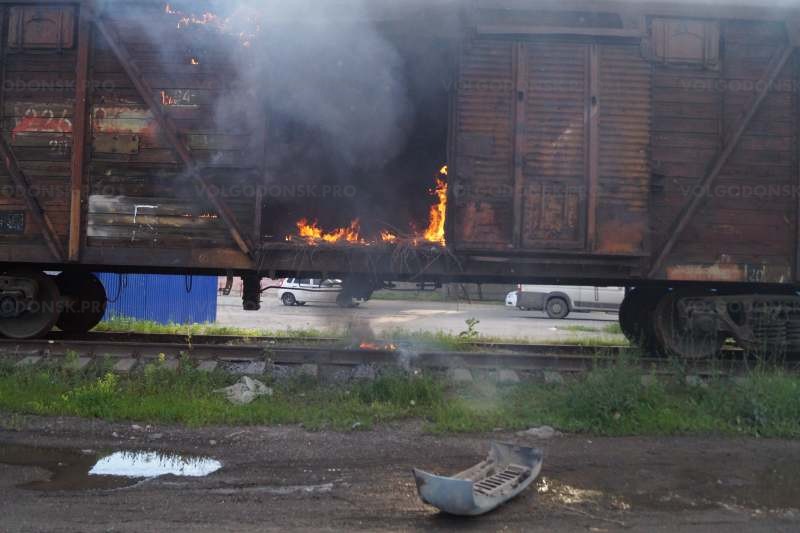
[0,136,65,261]
[649,46,795,277]
[89,8,255,259]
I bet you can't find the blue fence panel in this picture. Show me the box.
[96,274,218,324]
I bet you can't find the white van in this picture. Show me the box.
[278,278,354,307]
[512,285,625,319]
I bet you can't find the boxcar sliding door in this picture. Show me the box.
[451,35,651,256]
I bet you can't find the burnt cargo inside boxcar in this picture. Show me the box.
[1,0,800,360]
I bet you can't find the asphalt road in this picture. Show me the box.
[217,293,621,342]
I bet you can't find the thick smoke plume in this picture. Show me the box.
[218,0,413,172]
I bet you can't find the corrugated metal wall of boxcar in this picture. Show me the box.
[522,41,588,250]
[452,39,515,250]
[651,20,797,283]
[86,4,258,251]
[596,44,651,254]
[97,273,218,324]
[0,6,76,258]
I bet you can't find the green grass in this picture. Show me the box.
[0,358,442,431]
[93,318,629,350]
[0,357,798,438]
[94,317,339,339]
[556,323,625,336]
[559,325,601,333]
[428,363,800,438]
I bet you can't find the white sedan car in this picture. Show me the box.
[278,278,358,308]
[505,291,518,308]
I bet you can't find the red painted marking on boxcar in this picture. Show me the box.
[12,113,73,140]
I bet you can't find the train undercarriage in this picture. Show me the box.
[620,288,800,359]
[1,267,799,361]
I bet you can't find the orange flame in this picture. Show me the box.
[359,342,398,351]
[423,166,448,244]
[190,57,200,65]
[287,165,448,246]
[297,218,362,244]
[380,230,398,243]
[164,3,259,47]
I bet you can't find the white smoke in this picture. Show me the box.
[216,0,413,171]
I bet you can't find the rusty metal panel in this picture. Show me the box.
[521,41,588,250]
[92,133,140,154]
[595,44,651,254]
[452,39,515,250]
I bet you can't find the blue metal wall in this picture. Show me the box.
[96,274,218,325]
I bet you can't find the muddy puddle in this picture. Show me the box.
[0,443,221,491]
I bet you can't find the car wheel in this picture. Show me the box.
[282,293,297,306]
[546,297,570,319]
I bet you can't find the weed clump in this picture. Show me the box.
[561,361,666,433]
[354,374,443,408]
[701,371,800,436]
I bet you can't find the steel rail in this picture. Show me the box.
[0,337,793,376]
[40,331,629,354]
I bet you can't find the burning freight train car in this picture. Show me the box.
[2,0,800,362]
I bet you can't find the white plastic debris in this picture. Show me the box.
[215,376,274,405]
[516,425,560,440]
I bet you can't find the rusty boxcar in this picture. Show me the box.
[1,0,800,359]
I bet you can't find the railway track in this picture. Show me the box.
[0,334,793,379]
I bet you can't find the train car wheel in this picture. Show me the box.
[0,270,61,340]
[55,272,108,334]
[652,291,723,359]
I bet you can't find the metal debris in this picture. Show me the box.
[413,442,543,516]
[214,376,273,405]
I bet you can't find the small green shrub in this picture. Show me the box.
[459,318,481,339]
[62,372,120,418]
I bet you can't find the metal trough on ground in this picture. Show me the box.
[413,442,543,516]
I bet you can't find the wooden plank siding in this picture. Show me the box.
[650,20,798,282]
[0,5,75,254]
[0,2,258,262]
[453,37,651,257]
[85,6,257,253]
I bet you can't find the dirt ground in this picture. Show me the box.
[1,413,798,532]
